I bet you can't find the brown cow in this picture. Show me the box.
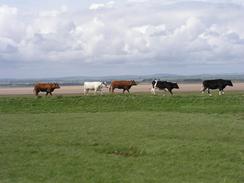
[34,83,60,96]
[109,80,137,93]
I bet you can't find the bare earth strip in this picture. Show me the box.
[0,83,244,96]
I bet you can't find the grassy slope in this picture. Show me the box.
[0,93,244,183]
[0,92,244,114]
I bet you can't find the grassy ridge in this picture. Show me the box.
[0,93,244,114]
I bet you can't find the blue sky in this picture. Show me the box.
[0,0,244,78]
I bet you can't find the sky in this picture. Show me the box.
[0,0,244,78]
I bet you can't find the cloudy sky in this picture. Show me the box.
[0,0,244,78]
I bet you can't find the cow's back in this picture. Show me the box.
[111,80,131,88]
[203,79,225,89]
[203,79,218,85]
[34,83,52,90]
[156,81,167,89]
[84,82,102,89]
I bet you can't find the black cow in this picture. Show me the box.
[151,80,179,95]
[201,79,233,95]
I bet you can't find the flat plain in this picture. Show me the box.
[0,93,244,183]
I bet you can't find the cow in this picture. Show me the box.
[34,83,60,96]
[151,80,179,95]
[83,81,108,95]
[201,79,233,96]
[109,80,137,93]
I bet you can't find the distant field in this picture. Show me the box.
[0,93,244,183]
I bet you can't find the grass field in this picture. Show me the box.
[0,93,244,183]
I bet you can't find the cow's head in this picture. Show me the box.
[131,80,137,85]
[53,83,60,89]
[152,80,158,88]
[102,81,109,88]
[226,80,233,87]
[173,83,179,89]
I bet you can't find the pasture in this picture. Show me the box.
[0,93,244,183]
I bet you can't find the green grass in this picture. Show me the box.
[0,93,244,183]
[0,92,244,114]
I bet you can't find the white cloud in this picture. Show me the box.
[0,5,25,41]
[89,1,115,10]
[1,1,244,77]
[0,37,17,53]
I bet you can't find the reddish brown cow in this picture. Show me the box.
[109,80,137,93]
[34,83,60,96]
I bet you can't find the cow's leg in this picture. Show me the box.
[99,89,103,95]
[45,89,51,96]
[220,88,225,95]
[201,87,207,94]
[153,88,156,95]
[162,89,167,96]
[168,89,173,95]
[127,89,130,93]
[35,90,39,96]
[50,92,53,96]
[207,89,212,96]
[123,89,125,94]
[219,89,222,95]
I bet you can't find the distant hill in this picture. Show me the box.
[1,74,244,87]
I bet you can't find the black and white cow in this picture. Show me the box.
[201,79,233,96]
[151,80,179,95]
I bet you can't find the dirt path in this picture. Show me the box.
[0,83,243,96]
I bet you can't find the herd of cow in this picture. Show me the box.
[33,79,233,96]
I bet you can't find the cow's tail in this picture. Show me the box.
[33,85,36,93]
[109,85,112,92]
[33,86,38,96]
[201,81,207,93]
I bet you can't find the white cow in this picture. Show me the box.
[83,81,108,95]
